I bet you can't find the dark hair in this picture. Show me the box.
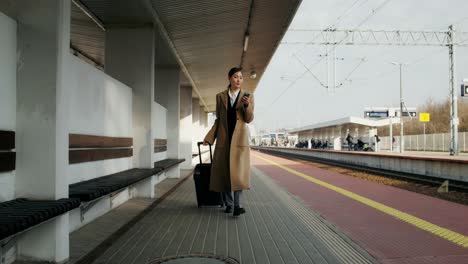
[227,67,242,88]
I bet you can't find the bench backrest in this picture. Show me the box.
[154,138,167,153]
[69,134,133,164]
[0,130,15,172]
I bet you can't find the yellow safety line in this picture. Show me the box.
[253,153,468,248]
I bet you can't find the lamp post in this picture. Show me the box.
[391,62,407,153]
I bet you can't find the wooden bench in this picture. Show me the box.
[152,138,185,175]
[154,158,185,170]
[69,168,159,201]
[0,132,185,241]
[69,134,185,202]
[0,130,82,241]
[69,159,184,202]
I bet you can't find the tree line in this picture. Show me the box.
[377,98,468,136]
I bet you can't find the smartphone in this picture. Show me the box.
[244,92,250,97]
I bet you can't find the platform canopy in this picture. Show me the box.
[71,0,302,112]
[288,116,399,137]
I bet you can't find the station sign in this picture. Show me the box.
[462,79,468,97]
[364,110,389,118]
[401,111,417,117]
[419,113,430,122]
[364,107,416,119]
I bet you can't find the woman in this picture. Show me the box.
[203,67,254,217]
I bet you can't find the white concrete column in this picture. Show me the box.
[0,11,17,202]
[200,106,207,128]
[335,126,342,150]
[5,1,71,262]
[369,127,378,152]
[131,175,158,198]
[180,85,193,170]
[154,64,181,178]
[192,98,200,152]
[333,136,342,150]
[105,26,155,169]
[200,107,208,139]
[153,30,182,178]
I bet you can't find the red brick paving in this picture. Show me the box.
[252,150,468,264]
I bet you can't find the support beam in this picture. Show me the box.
[284,29,468,46]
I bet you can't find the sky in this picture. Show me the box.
[252,0,468,132]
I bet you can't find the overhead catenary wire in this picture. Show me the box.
[261,69,309,111]
[271,47,329,110]
[441,15,468,31]
[284,27,461,90]
[293,54,329,89]
[352,47,447,83]
[295,0,367,54]
[343,46,443,84]
[335,57,367,88]
[355,0,392,28]
[261,49,330,113]
[327,0,393,85]
[332,0,393,62]
[326,0,367,30]
[260,1,468,135]
[290,0,394,91]
[288,0,370,79]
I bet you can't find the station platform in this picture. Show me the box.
[67,160,374,264]
[64,150,468,264]
[378,150,468,161]
[251,150,468,264]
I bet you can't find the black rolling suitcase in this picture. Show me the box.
[193,142,223,208]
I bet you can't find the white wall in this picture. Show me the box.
[152,101,168,163]
[105,28,154,169]
[0,12,16,131]
[66,55,133,184]
[68,188,129,233]
[0,12,16,202]
[179,86,193,170]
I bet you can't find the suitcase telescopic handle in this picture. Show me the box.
[197,142,213,164]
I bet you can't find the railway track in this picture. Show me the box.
[252,146,468,194]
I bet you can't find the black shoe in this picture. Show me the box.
[233,207,246,217]
[224,206,232,213]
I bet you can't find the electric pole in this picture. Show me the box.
[448,25,458,155]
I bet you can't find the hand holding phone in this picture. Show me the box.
[242,92,250,107]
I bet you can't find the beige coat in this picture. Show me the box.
[204,89,254,192]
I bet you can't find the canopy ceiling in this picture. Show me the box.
[74,0,302,111]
